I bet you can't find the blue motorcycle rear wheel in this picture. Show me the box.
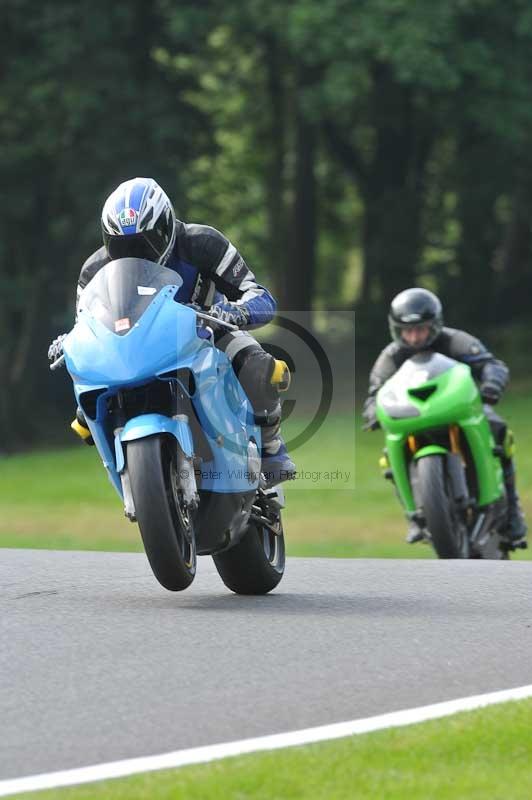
[212,515,285,595]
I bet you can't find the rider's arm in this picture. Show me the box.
[449,329,509,401]
[181,224,276,328]
[363,345,401,428]
[76,247,110,315]
[78,247,109,291]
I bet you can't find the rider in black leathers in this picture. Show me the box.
[363,288,527,545]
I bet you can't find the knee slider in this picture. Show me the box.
[504,429,516,459]
[270,359,291,392]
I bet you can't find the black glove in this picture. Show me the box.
[209,302,250,328]
[362,396,380,431]
[363,418,381,431]
[48,334,67,364]
[480,380,502,405]
[362,412,381,431]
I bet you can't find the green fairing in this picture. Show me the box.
[376,359,503,513]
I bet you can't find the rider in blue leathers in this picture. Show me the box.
[48,177,296,485]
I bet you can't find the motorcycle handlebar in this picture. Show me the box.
[50,355,65,371]
[195,311,238,331]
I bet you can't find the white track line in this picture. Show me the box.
[1,684,531,798]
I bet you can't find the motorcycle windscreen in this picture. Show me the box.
[78,258,184,335]
[379,352,458,418]
[393,351,458,387]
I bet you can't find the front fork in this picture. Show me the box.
[382,424,507,550]
[381,426,471,516]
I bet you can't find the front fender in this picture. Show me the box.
[413,445,449,460]
[114,413,194,474]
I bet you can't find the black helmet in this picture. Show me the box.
[388,288,443,350]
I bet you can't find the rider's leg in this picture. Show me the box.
[485,405,527,543]
[216,331,296,485]
[405,517,425,544]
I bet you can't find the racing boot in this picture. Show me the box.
[405,514,425,544]
[259,402,296,486]
[502,459,527,545]
[406,521,424,544]
[261,437,297,487]
[71,407,94,446]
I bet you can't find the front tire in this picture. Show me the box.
[127,435,196,591]
[213,516,285,595]
[416,455,469,559]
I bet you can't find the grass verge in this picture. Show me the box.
[12,697,532,799]
[1,389,531,559]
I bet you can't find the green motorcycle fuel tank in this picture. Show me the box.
[375,352,504,513]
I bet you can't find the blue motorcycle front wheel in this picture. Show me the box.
[127,435,197,591]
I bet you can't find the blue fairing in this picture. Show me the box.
[63,259,260,498]
[67,286,199,386]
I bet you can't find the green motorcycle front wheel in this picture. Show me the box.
[415,455,470,559]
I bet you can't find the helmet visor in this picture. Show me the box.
[103,214,172,264]
[398,322,431,347]
[389,319,442,350]
[104,233,159,262]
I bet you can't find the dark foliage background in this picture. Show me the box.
[3,0,532,449]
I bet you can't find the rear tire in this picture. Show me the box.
[416,455,469,559]
[213,516,285,595]
[127,435,196,591]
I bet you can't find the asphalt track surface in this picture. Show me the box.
[1,549,532,781]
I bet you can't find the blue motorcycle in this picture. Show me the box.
[50,258,286,593]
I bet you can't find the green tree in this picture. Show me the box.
[0,0,212,448]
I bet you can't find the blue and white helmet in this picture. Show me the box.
[101,177,177,265]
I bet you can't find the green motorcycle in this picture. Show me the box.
[376,351,511,559]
